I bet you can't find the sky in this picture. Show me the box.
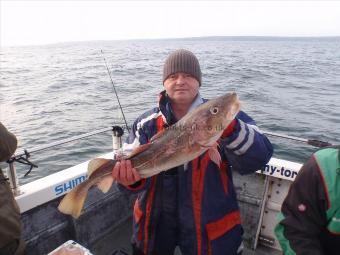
[1,0,340,46]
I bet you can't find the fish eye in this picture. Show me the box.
[210,107,219,115]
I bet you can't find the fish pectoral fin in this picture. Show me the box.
[88,158,111,177]
[97,176,114,193]
[127,143,152,159]
[208,146,221,166]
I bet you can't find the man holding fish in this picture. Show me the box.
[58,49,273,255]
[112,49,273,255]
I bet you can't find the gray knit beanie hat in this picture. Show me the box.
[163,49,202,86]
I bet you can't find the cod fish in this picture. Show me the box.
[58,92,240,218]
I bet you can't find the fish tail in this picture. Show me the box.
[58,181,90,219]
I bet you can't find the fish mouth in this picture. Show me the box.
[224,92,240,119]
[230,99,240,118]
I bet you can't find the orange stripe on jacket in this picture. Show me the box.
[192,153,210,255]
[143,176,157,254]
[134,199,143,241]
[206,211,241,241]
[156,115,165,131]
[143,115,165,254]
[219,162,229,195]
[221,119,237,138]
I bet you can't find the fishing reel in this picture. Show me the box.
[7,149,38,177]
[112,125,124,137]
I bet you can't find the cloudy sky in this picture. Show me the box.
[1,0,340,46]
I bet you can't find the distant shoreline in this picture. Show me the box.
[2,35,340,48]
[179,35,340,41]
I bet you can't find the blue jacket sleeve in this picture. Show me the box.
[220,111,273,174]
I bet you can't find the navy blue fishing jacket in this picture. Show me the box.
[118,91,273,255]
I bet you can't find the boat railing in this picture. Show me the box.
[5,125,314,252]
[6,125,125,196]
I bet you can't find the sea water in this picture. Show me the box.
[1,37,339,184]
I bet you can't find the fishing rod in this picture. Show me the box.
[101,50,130,133]
[262,130,332,148]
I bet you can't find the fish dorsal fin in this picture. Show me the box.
[127,143,152,159]
[150,129,166,143]
[87,158,111,177]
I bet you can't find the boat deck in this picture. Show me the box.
[17,154,297,254]
[93,217,281,255]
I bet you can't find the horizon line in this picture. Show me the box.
[2,35,340,48]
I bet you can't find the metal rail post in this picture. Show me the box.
[7,161,21,196]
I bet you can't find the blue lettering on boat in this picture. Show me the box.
[54,175,87,196]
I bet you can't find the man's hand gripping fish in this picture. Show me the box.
[58,92,240,218]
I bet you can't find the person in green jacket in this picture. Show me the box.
[275,146,340,255]
[0,122,25,255]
